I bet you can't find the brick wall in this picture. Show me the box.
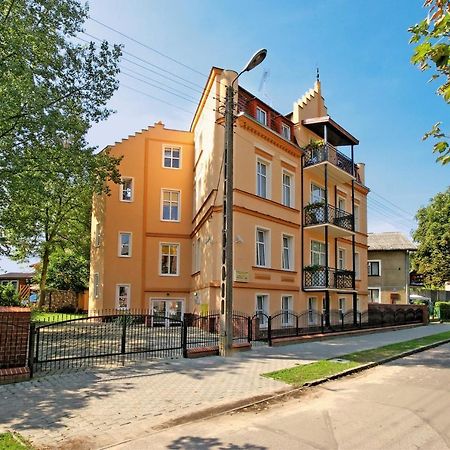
[0,307,31,384]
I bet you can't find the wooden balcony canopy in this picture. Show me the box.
[302,116,359,147]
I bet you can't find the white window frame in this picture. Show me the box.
[368,287,381,303]
[310,183,325,204]
[338,248,346,270]
[162,145,182,169]
[118,232,132,258]
[281,234,294,271]
[308,297,317,325]
[93,273,99,299]
[192,237,201,274]
[94,223,101,247]
[339,298,346,316]
[281,169,294,208]
[256,157,271,199]
[368,260,381,277]
[281,123,291,140]
[116,284,131,309]
[354,204,360,231]
[256,294,269,328]
[281,295,293,326]
[159,243,180,276]
[161,189,181,222]
[1,280,19,291]
[256,107,267,126]
[310,240,326,266]
[355,252,360,279]
[337,196,346,212]
[255,227,271,268]
[120,177,134,202]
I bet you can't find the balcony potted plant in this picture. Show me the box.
[302,139,326,165]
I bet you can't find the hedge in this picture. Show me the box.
[434,302,450,320]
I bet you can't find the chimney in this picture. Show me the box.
[356,163,365,184]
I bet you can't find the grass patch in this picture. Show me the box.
[263,330,450,386]
[0,432,33,449]
[263,360,360,386]
[31,311,86,323]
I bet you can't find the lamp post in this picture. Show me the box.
[220,49,267,356]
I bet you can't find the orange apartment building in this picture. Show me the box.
[89,67,369,322]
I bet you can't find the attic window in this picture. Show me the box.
[256,107,267,126]
[281,124,291,140]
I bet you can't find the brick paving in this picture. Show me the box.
[0,323,449,449]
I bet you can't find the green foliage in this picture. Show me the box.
[412,188,450,288]
[409,0,450,164]
[45,249,89,293]
[0,0,123,306]
[0,283,20,306]
[434,301,450,319]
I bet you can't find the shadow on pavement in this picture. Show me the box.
[166,435,267,449]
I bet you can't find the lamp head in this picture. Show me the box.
[243,49,267,72]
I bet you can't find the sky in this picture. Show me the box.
[1,0,449,273]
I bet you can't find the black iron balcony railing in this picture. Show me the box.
[304,143,354,177]
[304,203,353,231]
[304,266,354,290]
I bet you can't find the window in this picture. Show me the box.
[120,178,133,202]
[193,237,201,273]
[1,280,18,291]
[93,273,99,298]
[311,241,326,266]
[308,297,317,324]
[281,124,291,140]
[339,298,346,316]
[282,171,293,207]
[338,248,346,270]
[355,252,360,279]
[338,197,346,212]
[116,284,130,309]
[256,294,269,327]
[368,288,381,303]
[282,234,293,270]
[118,232,132,257]
[163,146,181,168]
[322,297,327,314]
[95,223,101,247]
[256,107,267,125]
[160,243,179,276]
[281,295,293,325]
[354,204,360,231]
[162,190,180,221]
[256,228,269,267]
[256,159,269,198]
[368,260,380,276]
[356,297,360,312]
[311,184,325,204]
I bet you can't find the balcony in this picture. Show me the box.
[304,203,354,237]
[303,143,356,180]
[304,266,355,290]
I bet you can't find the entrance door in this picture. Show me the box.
[151,299,184,326]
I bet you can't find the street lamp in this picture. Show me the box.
[220,49,267,356]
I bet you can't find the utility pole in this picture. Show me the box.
[219,50,267,357]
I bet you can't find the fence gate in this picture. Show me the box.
[32,314,183,374]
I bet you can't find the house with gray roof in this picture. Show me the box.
[367,232,417,304]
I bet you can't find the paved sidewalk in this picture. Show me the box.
[1,323,449,449]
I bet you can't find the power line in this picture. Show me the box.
[89,16,207,78]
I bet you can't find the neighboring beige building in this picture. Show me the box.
[367,232,417,304]
[89,67,369,321]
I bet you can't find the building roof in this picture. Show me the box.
[0,272,35,280]
[368,232,417,251]
[302,116,359,146]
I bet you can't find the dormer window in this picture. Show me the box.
[281,123,291,140]
[256,107,267,126]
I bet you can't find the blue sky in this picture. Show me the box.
[1,0,448,273]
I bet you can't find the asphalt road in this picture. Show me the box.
[112,343,450,450]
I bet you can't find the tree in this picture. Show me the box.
[0,283,21,307]
[409,0,450,165]
[0,0,123,307]
[413,187,450,288]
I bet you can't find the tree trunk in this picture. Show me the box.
[37,248,50,309]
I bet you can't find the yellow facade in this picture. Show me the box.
[89,67,369,319]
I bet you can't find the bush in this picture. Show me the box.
[0,283,21,307]
[434,302,450,320]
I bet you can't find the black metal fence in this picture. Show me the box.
[304,203,353,231]
[304,266,354,289]
[303,143,354,176]
[28,306,425,375]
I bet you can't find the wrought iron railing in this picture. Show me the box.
[304,203,353,231]
[304,266,354,289]
[303,143,354,176]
